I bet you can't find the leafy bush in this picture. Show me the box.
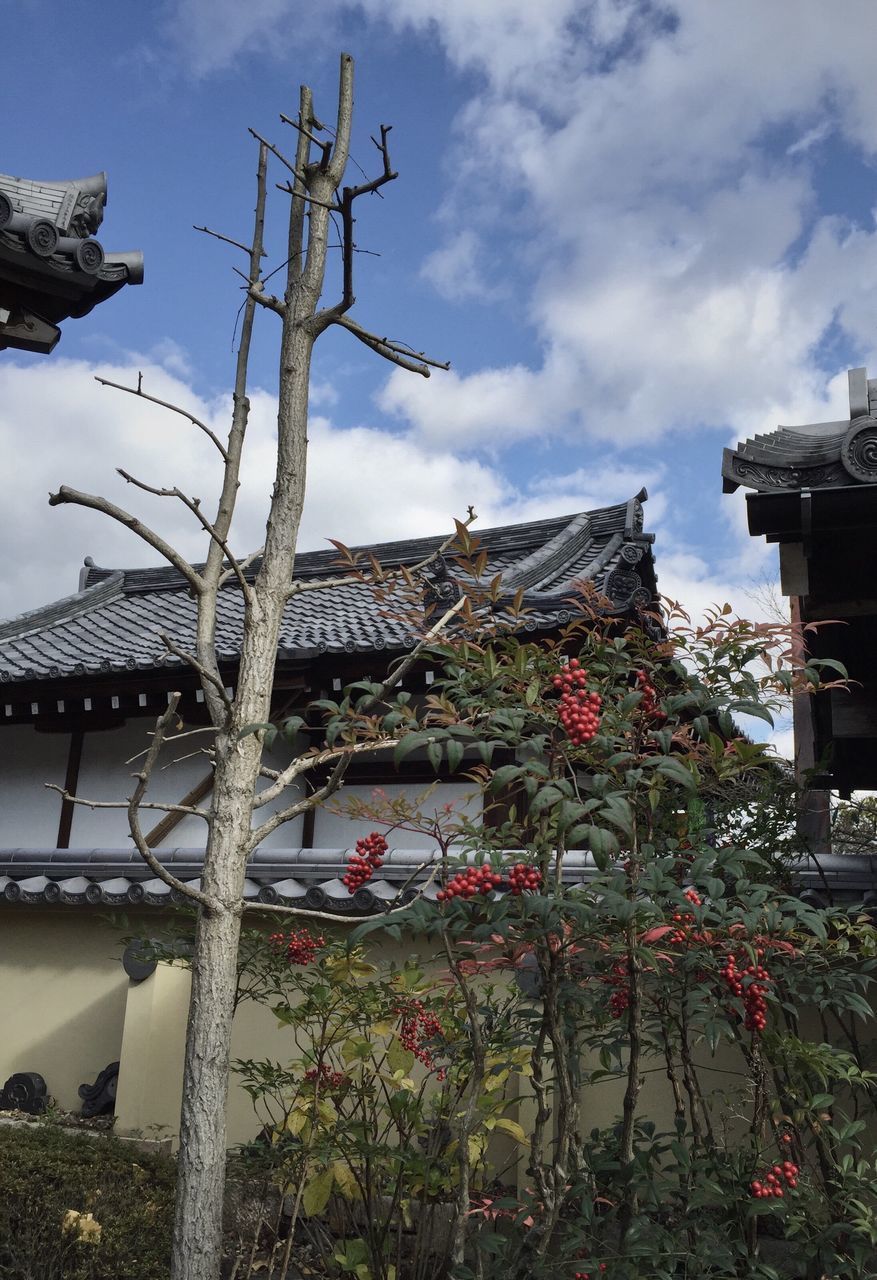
[0,1122,174,1279]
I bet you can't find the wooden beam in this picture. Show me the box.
[56,729,84,849]
[144,771,214,847]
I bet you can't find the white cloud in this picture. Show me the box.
[163,0,877,454]
[420,230,500,303]
[0,355,661,620]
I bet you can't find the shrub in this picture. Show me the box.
[0,1122,174,1280]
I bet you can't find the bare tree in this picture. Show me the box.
[48,55,454,1280]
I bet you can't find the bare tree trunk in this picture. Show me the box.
[170,69,347,1280]
[50,52,448,1280]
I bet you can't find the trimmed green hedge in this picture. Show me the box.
[0,1123,174,1279]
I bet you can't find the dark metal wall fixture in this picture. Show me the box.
[0,1071,47,1114]
[78,1062,120,1119]
[0,172,142,354]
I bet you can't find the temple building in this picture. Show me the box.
[0,497,660,1133]
[724,366,877,845]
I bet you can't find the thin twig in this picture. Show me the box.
[94,375,229,463]
[126,695,214,907]
[159,633,233,712]
[45,784,209,821]
[194,225,265,258]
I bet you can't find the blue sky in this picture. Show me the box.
[4,0,877,674]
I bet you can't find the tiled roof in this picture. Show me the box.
[0,495,657,685]
[722,366,877,493]
[0,847,871,912]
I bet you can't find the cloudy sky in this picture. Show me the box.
[3,0,877,654]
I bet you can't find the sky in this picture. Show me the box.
[3,0,877,718]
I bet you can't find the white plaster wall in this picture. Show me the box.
[313,781,482,848]
[68,719,305,849]
[249,734,304,847]
[72,718,210,847]
[0,724,68,846]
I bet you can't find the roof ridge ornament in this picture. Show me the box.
[722,366,877,493]
[0,171,142,354]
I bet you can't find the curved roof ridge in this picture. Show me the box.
[0,572,124,642]
[502,512,593,591]
[79,509,612,593]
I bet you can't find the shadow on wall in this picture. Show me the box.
[0,910,128,1113]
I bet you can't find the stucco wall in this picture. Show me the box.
[0,908,130,1111]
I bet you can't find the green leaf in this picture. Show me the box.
[394,733,427,766]
[387,1038,416,1075]
[599,793,633,835]
[587,826,619,869]
[490,764,522,792]
[446,739,465,773]
[302,1165,334,1216]
[492,1117,528,1144]
[426,740,443,773]
[655,757,696,791]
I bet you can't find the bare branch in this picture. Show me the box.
[94,374,229,463]
[286,574,356,599]
[45,784,209,822]
[159,633,233,714]
[378,594,467,697]
[194,224,265,258]
[126,695,214,908]
[125,724,219,765]
[276,182,340,212]
[346,124,397,200]
[278,113,332,168]
[245,277,284,315]
[219,544,264,588]
[253,735,401,812]
[247,127,298,177]
[116,470,255,603]
[242,865,439,923]
[47,485,204,594]
[409,507,478,576]
[327,313,449,376]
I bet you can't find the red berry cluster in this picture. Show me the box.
[437,864,503,902]
[574,1265,607,1278]
[395,999,444,1071]
[270,926,325,965]
[721,949,771,1034]
[508,862,543,895]
[342,831,389,893]
[303,1063,347,1091]
[552,658,602,746]
[606,961,630,1018]
[635,668,665,722]
[668,887,705,945]
[750,1158,799,1199]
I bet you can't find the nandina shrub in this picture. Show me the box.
[0,1122,174,1279]
[231,935,530,1280]
[322,600,877,1279]
[234,576,877,1278]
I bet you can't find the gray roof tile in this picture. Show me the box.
[0,498,658,685]
[0,847,871,911]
